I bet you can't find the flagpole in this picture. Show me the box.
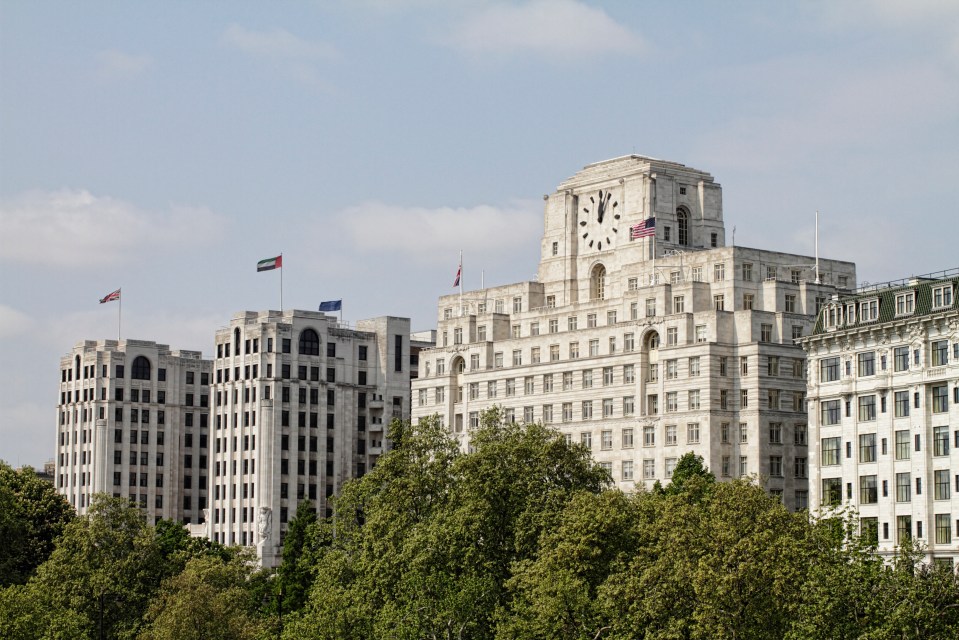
[815,212,821,284]
[459,250,463,316]
[118,288,122,342]
[280,253,284,311]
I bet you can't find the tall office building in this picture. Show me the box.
[208,310,420,566]
[55,339,211,524]
[800,271,959,560]
[411,155,856,510]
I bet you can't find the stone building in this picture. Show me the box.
[207,310,420,566]
[55,339,211,524]
[411,155,856,510]
[799,270,959,560]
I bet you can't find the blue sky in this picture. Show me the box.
[2,1,958,466]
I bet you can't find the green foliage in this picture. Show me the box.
[276,500,319,613]
[0,461,75,586]
[138,550,271,640]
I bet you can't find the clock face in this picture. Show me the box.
[580,189,620,250]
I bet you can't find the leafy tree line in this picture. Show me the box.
[3,412,959,639]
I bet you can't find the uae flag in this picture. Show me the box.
[257,255,282,272]
[99,288,121,304]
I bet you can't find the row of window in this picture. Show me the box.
[821,428,958,466]
[62,358,203,384]
[820,386,956,426]
[822,471,958,505]
[823,284,953,330]
[819,343,956,382]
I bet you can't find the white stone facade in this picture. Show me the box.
[208,310,419,566]
[411,155,856,510]
[55,339,211,524]
[800,272,959,559]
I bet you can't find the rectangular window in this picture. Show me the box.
[895,391,910,417]
[770,456,783,477]
[643,426,655,447]
[934,426,949,456]
[895,430,911,460]
[784,294,796,313]
[859,433,876,462]
[665,424,677,445]
[932,384,949,413]
[820,357,840,382]
[666,327,678,346]
[686,422,700,444]
[935,514,951,544]
[932,284,953,309]
[934,470,951,500]
[562,403,573,422]
[858,396,876,422]
[894,346,909,372]
[743,293,754,310]
[857,352,875,377]
[896,472,911,502]
[688,390,700,410]
[821,437,840,466]
[822,478,842,505]
[673,296,685,314]
[794,457,807,479]
[714,263,725,281]
[760,324,773,343]
[689,357,700,377]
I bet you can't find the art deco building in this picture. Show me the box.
[208,310,420,566]
[799,271,959,560]
[411,155,856,510]
[55,339,211,524]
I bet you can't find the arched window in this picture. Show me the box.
[299,329,320,356]
[677,207,690,246]
[233,328,241,354]
[591,264,607,301]
[644,331,660,350]
[74,355,81,380]
[131,356,151,380]
[455,358,466,374]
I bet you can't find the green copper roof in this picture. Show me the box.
[811,270,959,335]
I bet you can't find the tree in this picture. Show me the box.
[285,411,611,639]
[0,461,75,586]
[7,494,168,639]
[277,500,319,614]
[138,550,271,640]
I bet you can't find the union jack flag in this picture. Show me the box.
[99,289,121,304]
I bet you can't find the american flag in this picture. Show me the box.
[630,217,656,240]
[99,288,121,304]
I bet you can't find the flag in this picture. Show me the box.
[257,255,282,272]
[99,289,120,304]
[630,217,656,240]
[319,300,342,312]
[453,263,461,287]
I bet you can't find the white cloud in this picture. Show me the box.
[219,24,338,60]
[0,189,224,268]
[0,305,31,339]
[443,0,643,59]
[333,199,542,265]
[816,0,959,29]
[96,49,153,80]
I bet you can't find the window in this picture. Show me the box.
[739,456,748,477]
[665,359,677,380]
[857,352,875,377]
[131,356,151,381]
[691,266,703,281]
[740,423,749,444]
[512,350,522,367]
[477,325,487,341]
[646,298,656,317]
[666,458,678,478]
[666,392,677,413]
[895,430,910,460]
[512,297,522,313]
[895,391,910,417]
[895,292,915,315]
[563,372,573,390]
[896,472,911,502]
[721,456,730,477]
[666,424,677,445]
[562,403,573,422]
[695,325,707,343]
[524,376,534,395]
[897,516,911,543]
[795,457,807,479]
[932,284,953,309]
[820,357,840,382]
[932,340,949,366]
[569,342,579,359]
[530,347,541,364]
[743,294,754,311]
[581,431,592,448]
[688,390,700,410]
[298,329,320,356]
[933,384,949,413]
[858,396,876,422]
[591,265,606,300]
[742,263,753,281]
[673,296,685,314]
[623,427,634,448]
[623,396,635,416]
[542,405,553,424]
[622,460,634,481]
[589,339,599,356]
[603,367,614,386]
[859,433,876,462]
[524,406,534,423]
[893,346,909,372]
[643,426,655,447]
[821,437,840,466]
[934,426,949,456]
[582,370,593,389]
[643,459,655,479]
[740,390,748,408]
[822,478,842,505]
[624,333,635,352]
[543,374,553,392]
[687,422,700,444]
[934,470,950,500]
[628,277,639,291]
[581,401,593,420]
[935,514,951,544]
[858,475,878,505]
[689,357,700,377]
[770,456,783,477]
[769,422,782,444]
[760,324,773,343]
[548,319,558,334]
[784,294,796,313]
[714,263,725,282]
[666,327,678,346]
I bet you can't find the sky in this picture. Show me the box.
[1,0,958,467]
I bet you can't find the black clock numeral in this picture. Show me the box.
[589,240,594,248]
[582,233,588,239]
[580,221,587,226]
